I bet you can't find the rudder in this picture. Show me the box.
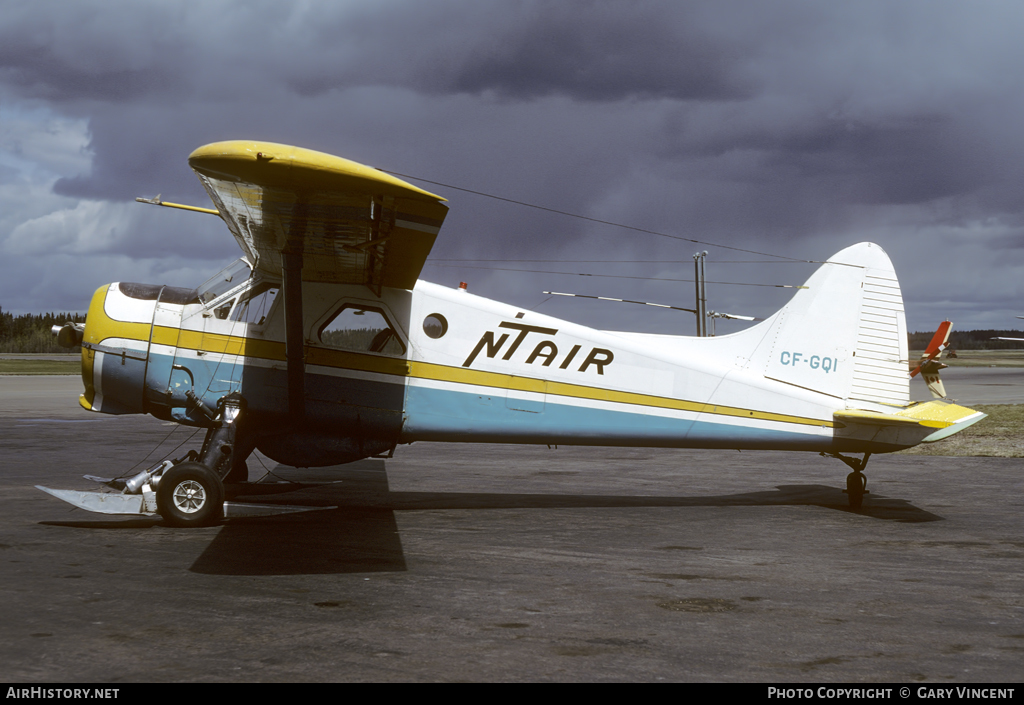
[751,243,908,407]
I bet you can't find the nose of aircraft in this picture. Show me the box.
[76,284,111,412]
[70,283,155,415]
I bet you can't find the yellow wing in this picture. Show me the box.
[188,141,448,291]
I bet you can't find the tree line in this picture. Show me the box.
[0,308,86,354]
[907,329,1024,351]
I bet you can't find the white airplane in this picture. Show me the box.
[994,317,1024,343]
[41,141,985,524]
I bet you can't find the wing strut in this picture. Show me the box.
[282,205,307,422]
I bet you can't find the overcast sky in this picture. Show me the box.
[2,0,1023,334]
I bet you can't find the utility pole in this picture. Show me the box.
[693,251,708,337]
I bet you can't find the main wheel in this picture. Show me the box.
[156,462,224,527]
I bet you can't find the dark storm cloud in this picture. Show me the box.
[49,103,235,201]
[0,2,191,103]
[2,0,1024,331]
[0,44,173,104]
[712,113,985,207]
[0,2,748,107]
[266,2,751,102]
[770,116,974,205]
[433,5,747,101]
[9,1,743,202]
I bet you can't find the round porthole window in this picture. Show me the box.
[423,313,448,339]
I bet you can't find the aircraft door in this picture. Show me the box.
[308,300,408,431]
[167,294,245,421]
[153,260,255,423]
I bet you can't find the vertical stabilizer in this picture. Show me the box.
[753,243,908,407]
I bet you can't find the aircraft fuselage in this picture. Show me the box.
[77,256,934,469]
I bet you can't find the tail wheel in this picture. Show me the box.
[157,462,224,527]
[845,470,868,511]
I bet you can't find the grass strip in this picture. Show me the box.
[897,404,1024,457]
[0,360,81,375]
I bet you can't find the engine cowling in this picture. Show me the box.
[78,283,156,415]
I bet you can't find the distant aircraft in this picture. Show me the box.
[40,141,985,523]
[994,316,1024,342]
[909,320,953,399]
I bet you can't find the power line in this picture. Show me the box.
[429,258,797,264]
[380,168,818,263]
[423,262,807,288]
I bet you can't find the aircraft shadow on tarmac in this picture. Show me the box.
[43,459,943,576]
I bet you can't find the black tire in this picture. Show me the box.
[846,471,866,511]
[156,462,224,527]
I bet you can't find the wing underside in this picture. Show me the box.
[189,141,449,291]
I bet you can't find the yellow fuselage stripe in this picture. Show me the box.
[94,319,837,429]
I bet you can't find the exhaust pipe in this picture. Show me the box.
[52,322,85,348]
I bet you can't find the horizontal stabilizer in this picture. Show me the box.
[833,409,920,427]
[894,400,987,442]
[834,400,985,447]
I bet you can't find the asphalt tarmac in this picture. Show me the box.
[1,375,1022,682]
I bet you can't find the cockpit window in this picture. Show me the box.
[213,299,235,320]
[320,306,405,356]
[197,259,252,305]
[229,283,279,326]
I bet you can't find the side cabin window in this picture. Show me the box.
[319,306,405,356]
[229,283,279,326]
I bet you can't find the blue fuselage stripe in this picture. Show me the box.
[401,385,830,450]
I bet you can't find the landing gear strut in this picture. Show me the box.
[157,392,249,527]
[822,452,871,510]
[38,391,336,522]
